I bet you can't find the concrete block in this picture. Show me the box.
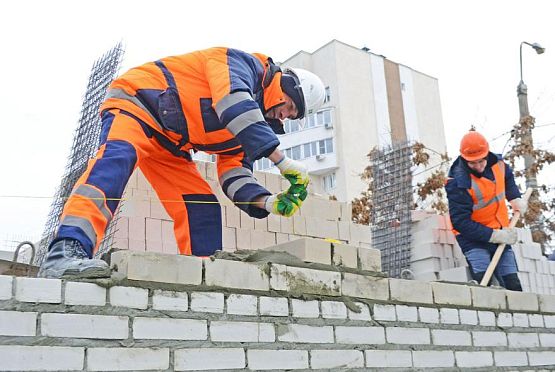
[395,305,418,322]
[455,351,493,368]
[365,350,412,368]
[411,242,442,261]
[507,332,540,348]
[458,309,478,325]
[494,351,528,367]
[174,348,245,371]
[432,329,472,345]
[274,232,289,244]
[438,266,472,282]
[338,221,351,241]
[472,331,508,346]
[411,257,441,273]
[190,292,224,313]
[419,307,440,323]
[152,290,188,311]
[226,294,257,316]
[239,211,255,230]
[292,215,307,235]
[205,259,269,291]
[277,324,333,343]
[64,282,106,306]
[478,310,496,326]
[413,270,438,281]
[111,250,202,285]
[539,294,555,313]
[133,317,207,340]
[373,304,396,321]
[210,321,274,342]
[306,218,339,239]
[254,217,268,231]
[358,247,381,272]
[310,350,364,369]
[342,273,389,301]
[109,286,148,309]
[247,350,308,370]
[41,313,128,339]
[340,202,352,221]
[225,206,241,228]
[150,199,170,219]
[270,264,341,296]
[280,215,294,234]
[332,243,358,268]
[113,217,128,240]
[350,223,372,245]
[439,308,459,324]
[235,228,252,249]
[529,313,545,327]
[128,238,146,252]
[0,275,12,300]
[267,213,280,232]
[497,312,513,328]
[0,310,36,336]
[507,291,539,311]
[471,286,507,310]
[390,279,433,304]
[432,282,471,306]
[0,346,84,371]
[291,299,319,318]
[221,226,236,251]
[413,350,455,368]
[87,347,169,371]
[335,326,385,344]
[321,301,347,319]
[529,351,555,366]
[262,237,331,265]
[15,277,61,304]
[347,302,371,321]
[513,312,530,327]
[259,296,288,316]
[386,327,430,344]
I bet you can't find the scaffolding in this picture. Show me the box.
[36,43,125,265]
[370,141,413,278]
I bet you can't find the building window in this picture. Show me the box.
[323,172,336,191]
[283,108,333,133]
[291,145,301,160]
[324,86,331,103]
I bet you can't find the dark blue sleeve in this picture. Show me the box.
[445,179,494,242]
[504,162,521,201]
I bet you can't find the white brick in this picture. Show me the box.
[64,281,106,306]
[539,333,555,347]
[459,309,478,325]
[418,307,440,323]
[396,305,418,322]
[0,275,12,300]
[247,350,308,370]
[439,307,459,324]
[0,345,83,371]
[332,243,358,268]
[347,302,371,321]
[497,312,513,327]
[513,312,530,327]
[335,326,385,344]
[87,347,169,371]
[0,311,36,336]
[270,264,341,296]
[455,351,493,368]
[277,324,333,343]
[15,277,61,303]
[205,259,269,291]
[41,313,128,339]
[529,351,555,366]
[373,304,396,321]
[365,350,412,368]
[259,296,288,316]
[386,327,430,344]
[210,321,274,342]
[321,301,347,319]
[413,350,455,368]
[478,310,496,326]
[472,331,508,346]
[291,299,319,318]
[545,315,555,328]
[341,273,388,300]
[508,332,540,347]
[471,286,507,310]
[109,286,148,309]
[432,329,471,345]
[174,348,245,371]
[190,292,224,313]
[529,313,544,328]
[263,237,331,265]
[226,294,257,316]
[494,351,528,367]
[152,290,188,311]
[311,350,364,369]
[390,279,433,304]
[133,317,207,340]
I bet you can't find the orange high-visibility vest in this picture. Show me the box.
[452,160,509,234]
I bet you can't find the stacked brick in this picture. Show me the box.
[1,251,555,371]
[111,161,371,254]
[513,229,555,295]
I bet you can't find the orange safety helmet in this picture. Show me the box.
[459,130,490,161]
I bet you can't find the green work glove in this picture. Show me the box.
[287,182,308,202]
[264,192,302,217]
[275,156,310,188]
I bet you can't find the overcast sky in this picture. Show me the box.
[1,0,554,245]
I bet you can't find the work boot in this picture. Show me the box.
[37,239,111,279]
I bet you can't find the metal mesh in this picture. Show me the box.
[370,141,413,278]
[36,43,125,264]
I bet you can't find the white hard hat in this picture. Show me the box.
[281,67,325,119]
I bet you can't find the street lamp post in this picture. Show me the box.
[517,41,545,189]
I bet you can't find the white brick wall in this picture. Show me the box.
[205,259,269,291]
[347,302,371,321]
[0,275,12,300]
[174,348,245,371]
[64,281,106,306]
[41,313,128,339]
[335,326,385,344]
[508,332,540,348]
[87,347,169,371]
[413,350,455,368]
[190,292,224,313]
[0,310,36,336]
[472,331,508,347]
[259,296,288,316]
[478,310,496,326]
[455,351,493,367]
[494,351,528,367]
[277,324,333,343]
[247,350,309,370]
[109,286,148,309]
[210,321,274,342]
[0,345,84,371]
[396,305,418,322]
[321,301,347,319]
[133,317,207,340]
[386,327,430,344]
[365,350,412,368]
[418,307,439,323]
[310,349,364,369]
[439,308,459,324]
[15,277,61,303]
[529,313,545,328]
[539,333,555,347]
[529,351,555,366]
[373,304,396,321]
[513,312,530,327]
[152,289,188,311]
[497,312,513,327]
[226,293,257,316]
[459,309,478,325]
[431,329,471,346]
[291,299,319,318]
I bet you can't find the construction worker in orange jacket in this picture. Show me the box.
[38,47,326,279]
[445,130,527,291]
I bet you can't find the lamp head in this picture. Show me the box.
[532,42,545,54]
